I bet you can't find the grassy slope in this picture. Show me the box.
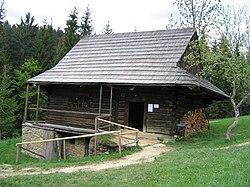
[0,137,141,169]
[1,115,250,187]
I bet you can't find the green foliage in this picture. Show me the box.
[55,6,94,65]
[11,59,45,127]
[13,13,38,68]
[0,0,5,22]
[79,6,94,37]
[34,23,58,70]
[0,66,17,139]
[167,0,222,36]
[1,116,250,186]
[0,23,8,74]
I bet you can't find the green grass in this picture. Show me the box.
[1,115,250,187]
[0,137,141,169]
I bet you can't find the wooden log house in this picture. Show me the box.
[22,28,228,159]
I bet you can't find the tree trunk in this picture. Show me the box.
[225,107,240,141]
[225,88,250,141]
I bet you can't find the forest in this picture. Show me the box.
[0,0,249,140]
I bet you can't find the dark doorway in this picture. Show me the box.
[128,102,144,131]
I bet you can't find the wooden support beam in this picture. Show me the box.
[35,84,41,125]
[109,86,113,123]
[136,132,139,146]
[98,85,103,115]
[23,84,30,122]
[16,145,21,164]
[63,140,66,159]
[94,118,98,155]
[118,132,122,157]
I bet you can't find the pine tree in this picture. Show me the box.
[0,65,17,139]
[12,59,43,129]
[35,22,59,70]
[79,6,93,37]
[0,0,5,23]
[102,21,113,34]
[55,6,80,63]
[13,12,38,68]
[0,23,9,75]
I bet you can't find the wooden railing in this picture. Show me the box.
[95,116,139,148]
[27,107,111,125]
[16,130,122,164]
[17,109,139,164]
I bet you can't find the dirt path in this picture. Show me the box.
[213,141,250,150]
[0,133,171,178]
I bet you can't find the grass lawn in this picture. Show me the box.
[1,115,250,187]
[0,137,141,169]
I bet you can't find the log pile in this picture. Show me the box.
[180,108,209,136]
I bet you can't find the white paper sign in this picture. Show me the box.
[148,104,153,112]
[154,104,159,109]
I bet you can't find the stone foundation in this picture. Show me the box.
[65,138,90,158]
[22,124,46,158]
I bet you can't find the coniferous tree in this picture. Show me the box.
[13,13,38,68]
[0,65,17,139]
[55,6,80,63]
[12,59,43,129]
[79,6,93,37]
[35,21,59,70]
[0,23,9,75]
[102,21,113,34]
[0,0,5,23]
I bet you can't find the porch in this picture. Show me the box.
[18,84,139,162]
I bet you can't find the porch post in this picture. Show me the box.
[98,85,103,115]
[95,85,103,155]
[109,86,113,121]
[23,83,30,122]
[35,84,41,125]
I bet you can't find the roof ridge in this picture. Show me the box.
[82,27,195,39]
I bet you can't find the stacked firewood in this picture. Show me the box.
[180,108,209,136]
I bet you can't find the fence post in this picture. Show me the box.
[94,117,98,155]
[63,140,66,159]
[16,144,21,164]
[136,131,139,146]
[118,132,122,157]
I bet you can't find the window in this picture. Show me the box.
[68,95,89,111]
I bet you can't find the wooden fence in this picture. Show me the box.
[16,114,139,164]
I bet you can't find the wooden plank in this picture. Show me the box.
[63,140,66,159]
[97,118,139,131]
[35,84,41,125]
[21,146,46,159]
[118,132,122,157]
[99,85,103,115]
[16,145,20,164]
[38,123,96,134]
[43,130,57,159]
[16,131,121,145]
[23,84,30,122]
[109,86,113,122]
[30,108,109,117]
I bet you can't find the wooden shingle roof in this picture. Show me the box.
[28,28,228,98]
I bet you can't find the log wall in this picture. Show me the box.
[45,85,210,135]
[116,87,176,134]
[46,85,112,129]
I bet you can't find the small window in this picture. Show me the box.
[68,95,89,111]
